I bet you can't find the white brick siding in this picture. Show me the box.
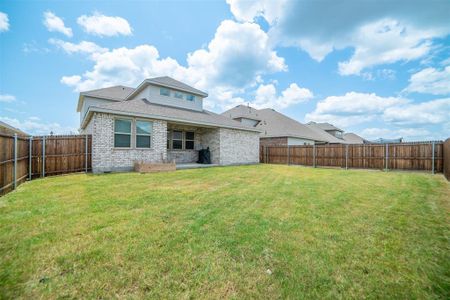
[86,112,259,172]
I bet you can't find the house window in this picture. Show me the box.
[136,120,152,148]
[167,130,171,149]
[174,91,184,99]
[114,119,131,148]
[172,130,183,149]
[186,94,195,101]
[160,87,170,96]
[185,131,194,150]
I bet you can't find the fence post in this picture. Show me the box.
[345,144,348,170]
[264,146,267,163]
[42,136,46,178]
[287,145,290,165]
[313,144,316,168]
[432,141,435,174]
[385,144,389,171]
[28,136,32,180]
[13,134,17,190]
[85,134,88,173]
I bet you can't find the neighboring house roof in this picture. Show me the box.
[222,105,329,142]
[343,133,367,144]
[307,122,343,132]
[305,123,350,144]
[370,138,403,144]
[126,76,208,100]
[77,85,135,112]
[0,120,30,136]
[82,99,260,133]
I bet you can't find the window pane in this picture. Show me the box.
[160,88,170,96]
[137,135,151,148]
[114,134,130,147]
[173,140,182,149]
[136,121,152,135]
[172,131,182,140]
[174,91,184,99]
[115,119,131,133]
[185,140,194,150]
[185,131,194,140]
[186,94,195,101]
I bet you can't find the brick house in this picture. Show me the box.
[78,76,260,173]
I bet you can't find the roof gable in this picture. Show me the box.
[126,76,208,100]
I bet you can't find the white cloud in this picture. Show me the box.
[383,98,450,125]
[0,11,9,32]
[361,127,431,140]
[0,116,77,135]
[49,39,108,54]
[43,11,73,37]
[0,94,16,103]
[59,20,286,110]
[338,19,436,75]
[305,92,408,126]
[228,0,450,74]
[77,13,132,37]
[252,83,313,109]
[404,65,450,95]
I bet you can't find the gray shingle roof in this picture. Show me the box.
[222,105,329,142]
[81,85,135,101]
[85,99,260,132]
[305,124,349,144]
[343,133,367,144]
[307,122,343,132]
[127,76,208,100]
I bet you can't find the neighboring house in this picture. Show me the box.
[221,105,329,146]
[370,138,403,144]
[0,120,29,137]
[307,122,367,144]
[78,76,260,173]
[343,133,369,144]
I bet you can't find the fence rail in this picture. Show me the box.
[0,134,92,196]
[260,141,445,174]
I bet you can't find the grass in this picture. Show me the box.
[0,165,449,299]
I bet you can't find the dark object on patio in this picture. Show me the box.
[197,147,211,164]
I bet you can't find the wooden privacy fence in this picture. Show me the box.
[260,141,445,174]
[0,134,92,196]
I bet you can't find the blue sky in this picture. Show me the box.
[0,0,449,140]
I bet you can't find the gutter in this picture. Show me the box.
[81,106,261,133]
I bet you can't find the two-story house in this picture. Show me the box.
[78,76,260,173]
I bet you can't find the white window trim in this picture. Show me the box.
[114,117,133,149]
[167,130,195,151]
[135,119,153,149]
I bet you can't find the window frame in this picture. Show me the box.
[135,119,153,149]
[114,118,132,148]
[174,91,184,99]
[185,131,195,150]
[171,130,183,150]
[186,94,195,101]
[160,87,171,97]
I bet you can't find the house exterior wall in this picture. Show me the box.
[287,137,315,146]
[219,128,260,165]
[260,137,314,147]
[85,112,259,172]
[166,124,202,163]
[87,112,167,173]
[131,85,204,112]
[80,96,118,124]
[260,137,288,147]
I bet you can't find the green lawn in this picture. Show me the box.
[0,165,449,299]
